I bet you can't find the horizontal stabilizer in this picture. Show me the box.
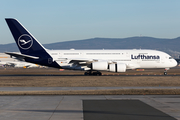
[5,52,39,60]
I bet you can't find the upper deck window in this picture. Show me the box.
[64,53,79,55]
[51,53,58,55]
[86,53,121,55]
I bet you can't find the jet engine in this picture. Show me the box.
[109,63,126,72]
[91,61,108,71]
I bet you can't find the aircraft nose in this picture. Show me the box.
[172,59,178,67]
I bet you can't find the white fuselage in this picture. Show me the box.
[47,49,177,71]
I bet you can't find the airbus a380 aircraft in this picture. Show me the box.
[5,18,177,75]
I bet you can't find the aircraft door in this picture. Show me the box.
[80,52,84,57]
[59,52,62,58]
[161,57,165,63]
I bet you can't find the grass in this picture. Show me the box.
[0,68,180,95]
[0,89,180,95]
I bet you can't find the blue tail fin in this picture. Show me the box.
[5,18,61,68]
[5,18,46,56]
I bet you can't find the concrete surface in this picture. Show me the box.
[83,100,176,120]
[0,95,179,120]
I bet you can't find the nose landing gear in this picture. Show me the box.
[164,68,169,75]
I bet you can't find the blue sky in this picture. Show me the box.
[1,0,180,44]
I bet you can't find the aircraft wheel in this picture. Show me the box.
[85,71,102,76]
[93,71,102,76]
[164,72,167,75]
[84,72,89,76]
[97,72,102,76]
[84,71,92,76]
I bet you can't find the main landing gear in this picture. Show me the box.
[84,71,102,76]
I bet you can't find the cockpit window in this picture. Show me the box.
[169,57,173,59]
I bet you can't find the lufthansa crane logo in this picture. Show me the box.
[18,34,33,50]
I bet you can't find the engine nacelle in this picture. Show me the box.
[91,61,108,71]
[109,63,126,72]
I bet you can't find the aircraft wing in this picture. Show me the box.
[69,58,99,66]
[68,58,128,66]
[5,52,39,60]
[6,62,16,65]
[69,58,140,69]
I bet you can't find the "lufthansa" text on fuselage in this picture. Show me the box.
[131,54,160,59]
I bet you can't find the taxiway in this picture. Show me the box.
[0,95,179,120]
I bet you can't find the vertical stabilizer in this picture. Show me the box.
[5,18,46,56]
[5,18,61,68]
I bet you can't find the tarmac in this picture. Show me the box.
[0,68,180,119]
[0,87,180,91]
[0,95,180,120]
